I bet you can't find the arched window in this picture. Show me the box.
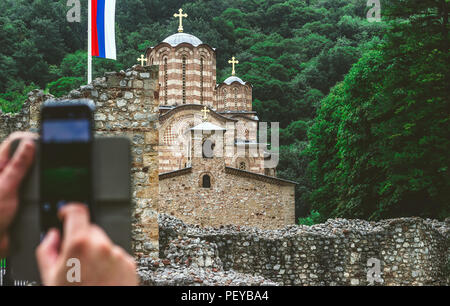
[245,129,249,140]
[234,87,238,109]
[164,57,168,105]
[245,87,251,109]
[202,175,211,188]
[200,58,204,103]
[182,56,187,104]
[223,89,227,109]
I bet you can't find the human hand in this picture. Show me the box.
[36,203,138,286]
[0,132,36,257]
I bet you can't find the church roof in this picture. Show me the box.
[223,76,246,85]
[225,167,298,186]
[190,122,225,131]
[163,33,203,47]
[159,104,238,124]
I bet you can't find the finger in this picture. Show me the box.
[90,224,113,245]
[0,132,37,172]
[0,139,35,192]
[112,245,136,268]
[36,229,61,273]
[59,203,90,241]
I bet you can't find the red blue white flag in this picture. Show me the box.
[91,0,116,60]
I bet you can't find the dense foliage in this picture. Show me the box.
[0,0,447,221]
[307,0,450,221]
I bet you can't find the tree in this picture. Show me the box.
[47,77,84,98]
[307,0,450,220]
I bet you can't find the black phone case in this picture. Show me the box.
[7,137,132,283]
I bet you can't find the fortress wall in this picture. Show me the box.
[0,65,161,258]
[158,214,449,285]
[0,111,29,141]
[0,90,52,141]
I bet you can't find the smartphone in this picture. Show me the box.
[40,101,94,236]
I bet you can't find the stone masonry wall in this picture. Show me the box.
[0,65,160,258]
[159,214,450,286]
[159,157,295,229]
[0,90,55,139]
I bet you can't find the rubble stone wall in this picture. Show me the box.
[158,214,450,286]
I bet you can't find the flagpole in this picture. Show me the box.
[87,0,92,84]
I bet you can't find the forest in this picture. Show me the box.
[0,0,448,222]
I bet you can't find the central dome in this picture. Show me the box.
[162,33,203,47]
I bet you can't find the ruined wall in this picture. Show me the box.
[0,65,160,258]
[0,107,29,141]
[158,214,450,286]
[159,157,296,229]
[0,90,54,140]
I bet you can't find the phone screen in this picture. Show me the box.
[40,105,93,234]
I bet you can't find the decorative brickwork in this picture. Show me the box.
[146,40,216,107]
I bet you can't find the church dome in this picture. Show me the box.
[162,33,203,47]
[224,76,246,85]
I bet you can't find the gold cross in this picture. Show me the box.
[228,56,239,76]
[137,54,147,66]
[174,8,188,33]
[201,106,210,121]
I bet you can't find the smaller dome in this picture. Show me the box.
[224,76,246,85]
[162,33,203,47]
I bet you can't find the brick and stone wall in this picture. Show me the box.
[216,82,253,112]
[0,65,160,258]
[158,214,450,286]
[159,157,296,229]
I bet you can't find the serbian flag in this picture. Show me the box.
[91,0,116,60]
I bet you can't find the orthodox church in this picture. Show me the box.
[145,9,296,229]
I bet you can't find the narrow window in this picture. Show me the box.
[223,89,227,109]
[200,58,204,103]
[182,56,187,104]
[164,58,168,105]
[202,175,211,188]
[234,87,238,109]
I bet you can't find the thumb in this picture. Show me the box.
[36,229,61,273]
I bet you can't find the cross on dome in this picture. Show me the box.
[174,8,188,33]
[228,56,239,76]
